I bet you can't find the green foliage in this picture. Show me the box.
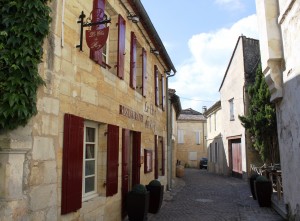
[255,175,269,182]
[148,180,161,186]
[239,65,279,163]
[131,184,147,194]
[0,0,51,131]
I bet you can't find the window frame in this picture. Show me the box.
[229,98,235,121]
[82,121,99,201]
[178,129,184,144]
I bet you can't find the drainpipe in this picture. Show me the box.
[166,71,176,191]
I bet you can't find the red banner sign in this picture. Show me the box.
[86,27,109,50]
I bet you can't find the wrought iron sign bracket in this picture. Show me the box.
[76,11,111,51]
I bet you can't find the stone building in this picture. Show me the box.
[176,108,207,168]
[0,0,176,220]
[256,0,300,219]
[167,89,181,182]
[219,35,261,179]
[203,101,228,175]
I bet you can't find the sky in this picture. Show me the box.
[141,0,259,113]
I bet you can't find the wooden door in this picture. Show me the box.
[121,129,130,218]
[232,140,242,178]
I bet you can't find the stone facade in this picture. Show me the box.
[204,101,228,175]
[219,36,261,179]
[176,108,207,168]
[256,0,300,219]
[0,1,176,220]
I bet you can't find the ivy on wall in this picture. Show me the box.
[0,1,51,131]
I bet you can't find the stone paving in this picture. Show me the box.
[148,169,285,221]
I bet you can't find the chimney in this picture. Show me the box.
[202,106,207,113]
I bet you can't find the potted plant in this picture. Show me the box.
[249,173,259,200]
[146,180,164,213]
[254,175,273,207]
[126,184,149,221]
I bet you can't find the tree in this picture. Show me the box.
[239,65,279,164]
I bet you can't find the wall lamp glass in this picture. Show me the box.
[150,48,159,56]
[127,14,139,23]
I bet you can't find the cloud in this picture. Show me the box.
[214,0,244,10]
[169,14,258,112]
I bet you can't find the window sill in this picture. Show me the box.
[82,193,98,202]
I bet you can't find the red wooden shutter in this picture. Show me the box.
[89,0,106,65]
[121,129,130,218]
[161,75,166,111]
[106,124,120,196]
[131,131,141,187]
[161,137,165,176]
[142,48,147,97]
[154,65,159,106]
[117,14,126,79]
[154,135,158,179]
[61,114,84,215]
[130,32,137,89]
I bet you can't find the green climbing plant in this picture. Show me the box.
[0,0,51,131]
[239,65,279,164]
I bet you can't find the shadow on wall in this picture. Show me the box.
[207,134,230,176]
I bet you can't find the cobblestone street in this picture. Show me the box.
[148,169,284,221]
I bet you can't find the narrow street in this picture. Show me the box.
[148,169,284,221]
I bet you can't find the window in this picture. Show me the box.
[83,122,98,200]
[229,98,234,120]
[154,135,165,178]
[89,1,126,79]
[195,131,201,145]
[144,149,153,173]
[154,65,159,106]
[209,116,212,132]
[61,114,119,215]
[214,142,218,162]
[214,113,217,131]
[189,151,197,161]
[178,129,184,144]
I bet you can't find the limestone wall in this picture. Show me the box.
[0,0,170,220]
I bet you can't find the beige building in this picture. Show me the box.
[176,108,207,168]
[0,1,176,220]
[167,89,181,185]
[256,0,300,219]
[219,36,261,179]
[204,101,228,175]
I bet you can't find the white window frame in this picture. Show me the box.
[214,113,217,131]
[178,129,184,144]
[82,121,98,201]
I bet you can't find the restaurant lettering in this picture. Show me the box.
[119,105,143,122]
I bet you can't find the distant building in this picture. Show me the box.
[203,101,227,175]
[219,35,261,179]
[176,108,207,168]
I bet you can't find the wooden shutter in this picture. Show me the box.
[130,32,137,89]
[106,124,120,196]
[131,131,141,187]
[117,14,126,79]
[142,48,147,97]
[89,0,105,65]
[161,74,165,111]
[121,129,130,218]
[161,137,165,176]
[154,135,158,179]
[61,114,84,215]
[154,65,159,106]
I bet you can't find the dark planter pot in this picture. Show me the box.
[126,191,149,221]
[254,180,273,207]
[249,174,259,200]
[146,185,164,214]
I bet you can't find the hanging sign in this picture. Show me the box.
[85,26,109,50]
